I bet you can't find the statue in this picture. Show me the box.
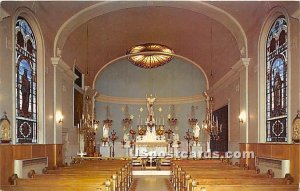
[203,92,210,111]
[193,123,200,138]
[172,133,180,148]
[173,133,179,142]
[146,94,156,118]
[103,124,109,138]
[0,112,11,143]
[21,69,30,117]
[123,133,129,142]
[273,71,283,112]
[123,133,130,148]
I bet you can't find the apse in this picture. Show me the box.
[94,57,208,148]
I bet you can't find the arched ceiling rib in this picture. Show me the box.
[55,1,248,57]
[62,5,241,85]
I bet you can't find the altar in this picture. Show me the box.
[134,141,168,157]
[100,94,177,161]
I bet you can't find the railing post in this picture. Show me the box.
[112,174,117,191]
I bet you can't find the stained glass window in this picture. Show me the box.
[15,17,37,143]
[266,16,288,142]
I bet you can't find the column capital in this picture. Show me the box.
[241,58,251,68]
[51,57,61,67]
[51,57,77,81]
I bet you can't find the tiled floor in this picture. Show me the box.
[134,176,169,191]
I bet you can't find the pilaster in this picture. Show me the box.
[240,58,251,143]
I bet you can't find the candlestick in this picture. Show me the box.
[79,134,84,153]
[78,124,80,151]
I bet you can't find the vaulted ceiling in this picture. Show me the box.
[62,6,240,86]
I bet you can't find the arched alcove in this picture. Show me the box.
[94,57,208,148]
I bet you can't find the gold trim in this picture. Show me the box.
[95,94,205,105]
[134,142,168,147]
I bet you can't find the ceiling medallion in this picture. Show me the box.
[126,43,174,69]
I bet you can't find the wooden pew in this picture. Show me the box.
[171,159,298,191]
[3,159,133,191]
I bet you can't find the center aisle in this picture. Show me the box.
[132,176,172,191]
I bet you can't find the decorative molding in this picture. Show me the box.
[209,59,244,93]
[95,94,205,105]
[51,57,78,81]
[92,54,209,90]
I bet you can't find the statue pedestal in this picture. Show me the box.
[171,146,179,158]
[100,146,111,157]
[192,146,203,158]
[0,140,11,143]
[123,147,133,157]
[206,140,211,153]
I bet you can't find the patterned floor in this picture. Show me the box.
[130,176,174,191]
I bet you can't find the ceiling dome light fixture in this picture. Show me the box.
[126,43,174,69]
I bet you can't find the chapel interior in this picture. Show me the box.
[0,1,300,191]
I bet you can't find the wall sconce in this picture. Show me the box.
[56,111,64,124]
[239,111,246,124]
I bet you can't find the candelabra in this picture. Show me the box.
[202,93,222,140]
[163,128,173,148]
[77,87,99,157]
[184,129,193,158]
[102,106,113,146]
[168,105,178,128]
[138,126,146,140]
[122,105,132,131]
[103,106,113,128]
[78,114,99,157]
[109,130,118,158]
[188,106,198,128]
[129,129,136,140]
[156,125,165,140]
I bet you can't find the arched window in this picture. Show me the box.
[266,16,287,142]
[15,17,37,143]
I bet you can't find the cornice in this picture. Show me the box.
[209,59,242,93]
[95,94,205,105]
[51,57,78,81]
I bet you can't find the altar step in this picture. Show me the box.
[133,170,171,176]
